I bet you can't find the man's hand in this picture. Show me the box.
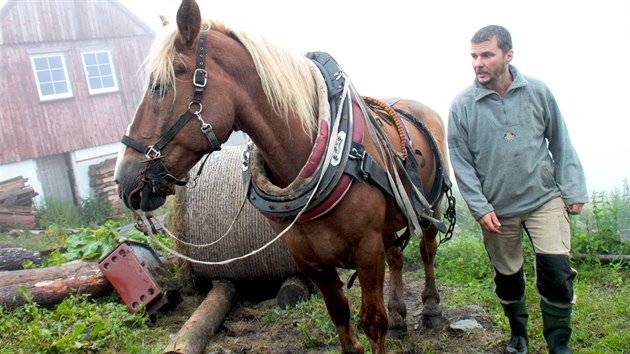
[478,211,501,234]
[567,203,584,215]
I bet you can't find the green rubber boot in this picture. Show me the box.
[502,298,529,354]
[541,301,573,354]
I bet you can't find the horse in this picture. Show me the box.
[114,1,453,352]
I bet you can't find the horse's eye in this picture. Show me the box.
[150,81,168,98]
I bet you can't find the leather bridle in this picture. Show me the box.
[121,30,221,188]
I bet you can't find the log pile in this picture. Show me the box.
[0,176,39,229]
[0,259,112,310]
[89,158,121,211]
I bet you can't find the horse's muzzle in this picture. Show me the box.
[116,159,176,212]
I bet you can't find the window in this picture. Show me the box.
[30,53,73,101]
[81,49,119,94]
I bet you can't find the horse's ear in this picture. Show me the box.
[159,15,169,27]
[175,0,202,48]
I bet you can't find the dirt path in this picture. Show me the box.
[164,269,507,353]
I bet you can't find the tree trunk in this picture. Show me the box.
[276,276,311,309]
[0,259,100,287]
[0,246,41,270]
[0,267,112,309]
[163,280,235,354]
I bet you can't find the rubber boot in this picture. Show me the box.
[541,301,573,354]
[502,298,529,354]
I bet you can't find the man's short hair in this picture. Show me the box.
[471,25,512,53]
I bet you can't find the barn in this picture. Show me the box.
[0,0,154,206]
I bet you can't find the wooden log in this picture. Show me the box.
[572,253,630,263]
[0,246,41,270]
[163,280,235,354]
[0,267,112,310]
[0,259,100,287]
[276,276,311,309]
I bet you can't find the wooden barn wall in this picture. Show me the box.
[0,0,154,164]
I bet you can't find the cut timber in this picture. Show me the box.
[572,253,630,263]
[163,280,235,354]
[0,259,99,287]
[276,276,311,309]
[0,245,41,270]
[0,267,112,310]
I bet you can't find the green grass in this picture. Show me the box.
[0,184,628,352]
[0,294,169,354]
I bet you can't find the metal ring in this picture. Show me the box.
[188,101,203,114]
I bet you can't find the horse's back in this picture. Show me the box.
[377,98,448,197]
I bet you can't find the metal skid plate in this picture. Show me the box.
[98,241,163,314]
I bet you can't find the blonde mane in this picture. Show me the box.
[143,19,318,135]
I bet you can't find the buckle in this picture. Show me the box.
[145,145,161,159]
[193,68,207,88]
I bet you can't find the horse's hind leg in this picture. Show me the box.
[420,219,446,328]
[298,262,364,354]
[386,242,407,338]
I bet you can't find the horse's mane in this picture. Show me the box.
[144,19,318,135]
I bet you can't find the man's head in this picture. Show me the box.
[471,25,512,53]
[470,25,513,92]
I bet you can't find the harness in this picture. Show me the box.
[243,52,454,238]
[120,30,221,188]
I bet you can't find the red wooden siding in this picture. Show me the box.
[0,0,155,164]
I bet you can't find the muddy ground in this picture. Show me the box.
[157,266,510,354]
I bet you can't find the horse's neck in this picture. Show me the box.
[240,110,314,188]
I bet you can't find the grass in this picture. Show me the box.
[0,185,628,352]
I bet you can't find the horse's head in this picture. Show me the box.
[115,0,237,211]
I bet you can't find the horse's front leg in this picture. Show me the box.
[355,236,388,354]
[419,222,446,328]
[297,261,364,354]
[385,242,407,338]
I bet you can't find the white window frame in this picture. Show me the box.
[30,52,74,101]
[80,48,119,95]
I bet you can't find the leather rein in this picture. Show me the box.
[120,30,221,192]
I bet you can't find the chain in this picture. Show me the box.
[439,184,457,245]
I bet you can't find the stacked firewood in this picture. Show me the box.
[0,176,39,229]
[89,158,121,211]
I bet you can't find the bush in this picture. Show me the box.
[81,193,112,226]
[572,180,630,256]
[36,197,83,229]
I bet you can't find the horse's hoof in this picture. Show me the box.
[387,325,408,339]
[422,314,446,328]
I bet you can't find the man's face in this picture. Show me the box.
[470,37,512,87]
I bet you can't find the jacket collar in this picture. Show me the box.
[473,65,528,101]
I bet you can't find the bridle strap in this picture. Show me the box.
[121,30,221,182]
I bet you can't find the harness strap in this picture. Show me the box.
[344,142,394,198]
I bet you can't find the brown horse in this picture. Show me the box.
[115,0,452,352]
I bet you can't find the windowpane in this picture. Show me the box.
[84,53,97,66]
[86,66,99,78]
[31,53,72,100]
[33,57,49,70]
[48,56,62,68]
[101,76,114,87]
[99,64,112,76]
[96,52,109,64]
[82,50,117,93]
[37,70,52,83]
[89,77,102,89]
[40,82,54,95]
[51,68,65,81]
[54,81,68,93]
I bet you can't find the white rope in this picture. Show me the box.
[160,193,248,248]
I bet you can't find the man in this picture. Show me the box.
[447,25,588,354]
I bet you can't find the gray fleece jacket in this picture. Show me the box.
[448,65,588,220]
